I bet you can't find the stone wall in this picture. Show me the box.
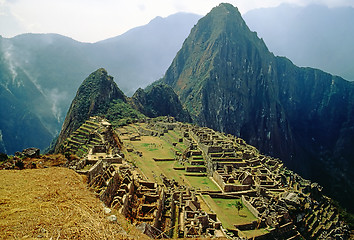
[241,195,260,218]
[100,171,121,206]
[224,184,250,192]
[206,146,223,154]
[87,160,104,183]
[186,166,206,172]
[153,158,175,161]
[234,221,258,231]
[212,171,225,190]
[76,158,87,170]
[104,155,123,164]
[212,171,249,192]
[153,189,165,229]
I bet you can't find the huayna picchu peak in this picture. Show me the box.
[162,3,354,213]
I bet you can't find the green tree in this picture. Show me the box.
[234,201,244,215]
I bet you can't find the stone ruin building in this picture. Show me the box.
[60,116,123,181]
[176,122,350,239]
[62,116,350,239]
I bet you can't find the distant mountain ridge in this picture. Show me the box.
[161,3,354,212]
[243,4,354,81]
[92,12,201,95]
[0,38,55,153]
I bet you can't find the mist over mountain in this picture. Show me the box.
[0,37,59,153]
[0,13,200,154]
[243,4,354,81]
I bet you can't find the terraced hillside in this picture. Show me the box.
[60,116,121,157]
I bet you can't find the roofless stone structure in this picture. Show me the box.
[63,116,350,239]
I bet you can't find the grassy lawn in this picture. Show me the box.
[122,131,220,192]
[140,143,159,152]
[161,132,187,153]
[184,176,220,191]
[155,161,185,182]
[126,136,175,183]
[203,196,258,229]
[121,124,218,189]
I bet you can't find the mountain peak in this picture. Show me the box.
[205,3,248,33]
[162,2,354,212]
[131,83,191,123]
[214,3,241,15]
[148,16,163,24]
[163,2,270,102]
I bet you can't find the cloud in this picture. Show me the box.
[1,0,353,42]
[0,0,28,36]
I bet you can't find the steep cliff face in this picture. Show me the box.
[162,3,354,211]
[131,84,191,122]
[54,68,125,152]
[275,57,354,208]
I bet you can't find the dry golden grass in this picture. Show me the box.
[0,167,149,239]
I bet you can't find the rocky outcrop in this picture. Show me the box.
[21,148,40,158]
[162,3,354,212]
[131,84,191,123]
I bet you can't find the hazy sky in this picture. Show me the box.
[1,0,354,43]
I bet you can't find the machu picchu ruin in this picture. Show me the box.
[53,116,351,239]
